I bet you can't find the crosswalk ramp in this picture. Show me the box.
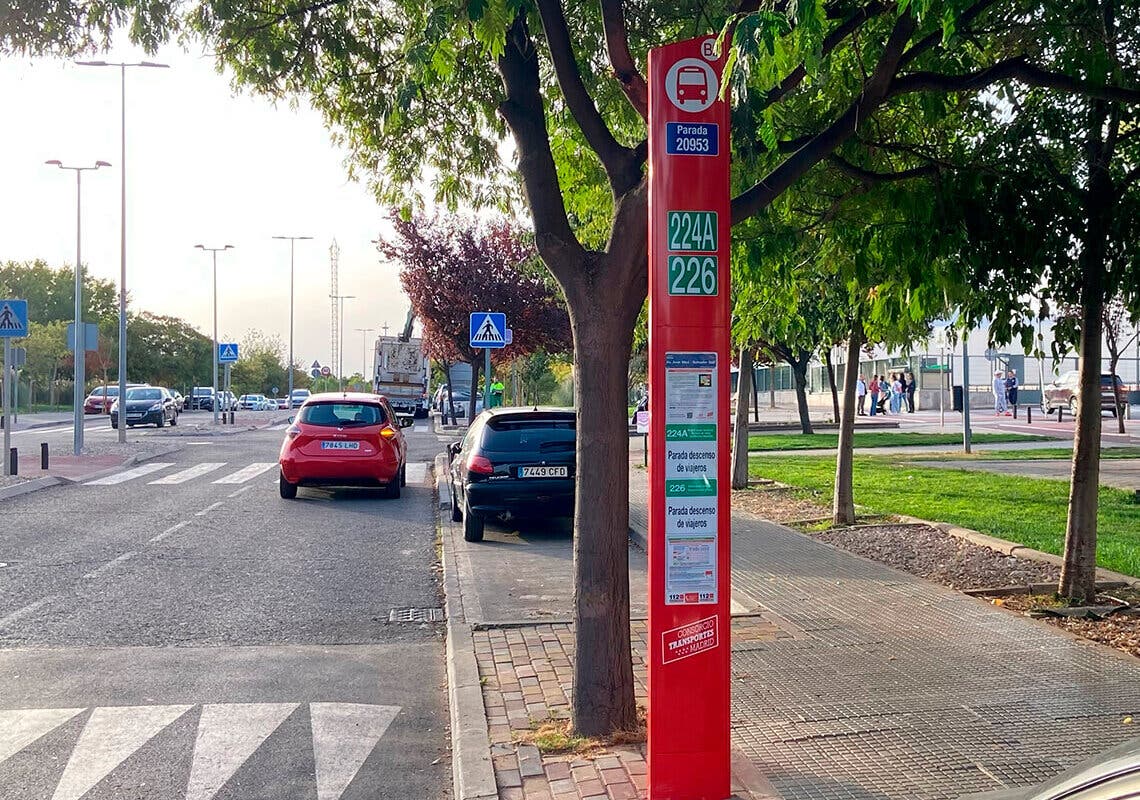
[0,702,400,800]
[83,461,434,489]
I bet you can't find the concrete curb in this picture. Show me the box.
[0,476,62,501]
[894,513,1140,588]
[437,452,498,800]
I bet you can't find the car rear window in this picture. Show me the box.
[299,402,386,427]
[127,388,162,401]
[1101,375,1124,387]
[482,417,576,452]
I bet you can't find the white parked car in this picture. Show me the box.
[239,394,272,411]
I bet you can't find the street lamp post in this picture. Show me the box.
[272,235,313,403]
[76,60,169,444]
[46,159,111,456]
[355,328,375,388]
[330,294,355,390]
[195,245,234,425]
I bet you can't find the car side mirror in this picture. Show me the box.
[399,416,415,428]
[287,415,295,424]
[448,441,461,461]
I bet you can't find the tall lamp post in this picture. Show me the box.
[46,159,111,456]
[355,328,375,388]
[272,235,313,403]
[330,294,355,390]
[76,60,169,443]
[195,244,233,425]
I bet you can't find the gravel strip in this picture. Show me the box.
[998,590,1140,659]
[806,523,1061,590]
[79,438,184,459]
[731,486,829,523]
[0,475,30,489]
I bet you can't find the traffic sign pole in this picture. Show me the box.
[647,36,731,798]
[3,337,10,476]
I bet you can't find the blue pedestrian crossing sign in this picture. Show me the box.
[217,342,239,363]
[469,312,507,349]
[0,299,28,338]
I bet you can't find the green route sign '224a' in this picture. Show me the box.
[666,211,718,296]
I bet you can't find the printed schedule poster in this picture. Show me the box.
[663,352,719,605]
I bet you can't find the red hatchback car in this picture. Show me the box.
[278,392,411,499]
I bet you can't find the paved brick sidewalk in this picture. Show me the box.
[629,469,1140,800]
[475,617,789,800]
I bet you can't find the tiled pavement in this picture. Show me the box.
[458,470,1140,800]
[630,468,1140,800]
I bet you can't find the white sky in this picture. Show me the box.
[0,42,418,378]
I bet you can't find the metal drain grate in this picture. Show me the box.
[388,607,445,623]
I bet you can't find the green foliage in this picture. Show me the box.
[230,330,288,396]
[0,260,117,326]
[125,311,213,390]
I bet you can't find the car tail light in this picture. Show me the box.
[466,454,494,475]
[380,425,398,439]
[286,425,302,440]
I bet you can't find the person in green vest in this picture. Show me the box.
[489,379,505,408]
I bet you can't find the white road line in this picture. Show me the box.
[148,520,191,544]
[185,703,299,800]
[52,705,193,800]
[82,551,138,580]
[213,462,277,484]
[0,708,86,764]
[311,703,401,800]
[148,462,227,485]
[405,462,429,485]
[227,485,252,498]
[195,501,224,517]
[84,462,174,486]
[0,595,60,629]
[413,423,428,433]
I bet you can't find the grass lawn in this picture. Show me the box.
[747,431,1049,451]
[749,454,1140,578]
[910,446,1140,461]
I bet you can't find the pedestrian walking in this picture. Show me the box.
[992,370,1008,415]
[905,372,917,413]
[868,375,880,416]
[856,374,867,415]
[1005,370,1018,410]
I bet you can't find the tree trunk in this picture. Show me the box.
[569,309,637,736]
[789,357,814,435]
[1059,98,1112,603]
[833,325,863,525]
[824,348,840,423]
[731,346,753,490]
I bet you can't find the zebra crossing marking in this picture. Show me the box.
[212,462,277,485]
[85,462,174,486]
[0,703,401,800]
[405,462,429,485]
[149,462,227,485]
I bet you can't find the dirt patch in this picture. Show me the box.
[997,590,1140,659]
[806,523,1061,591]
[731,486,828,523]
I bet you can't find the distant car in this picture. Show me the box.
[239,394,270,411]
[444,389,484,418]
[171,391,185,412]
[84,384,147,415]
[275,397,290,410]
[290,388,312,408]
[1043,371,1127,417]
[110,386,179,429]
[447,407,576,542]
[957,736,1140,799]
[278,392,411,499]
[190,386,215,411]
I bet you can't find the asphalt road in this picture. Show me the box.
[0,421,450,799]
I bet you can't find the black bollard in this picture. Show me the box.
[41,442,49,470]
[9,447,16,476]
[1026,405,1032,424]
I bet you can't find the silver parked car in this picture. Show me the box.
[958,737,1140,799]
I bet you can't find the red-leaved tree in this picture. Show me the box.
[379,213,571,419]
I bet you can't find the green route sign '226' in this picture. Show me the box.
[666,211,718,296]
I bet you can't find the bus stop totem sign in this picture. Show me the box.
[647,36,731,799]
